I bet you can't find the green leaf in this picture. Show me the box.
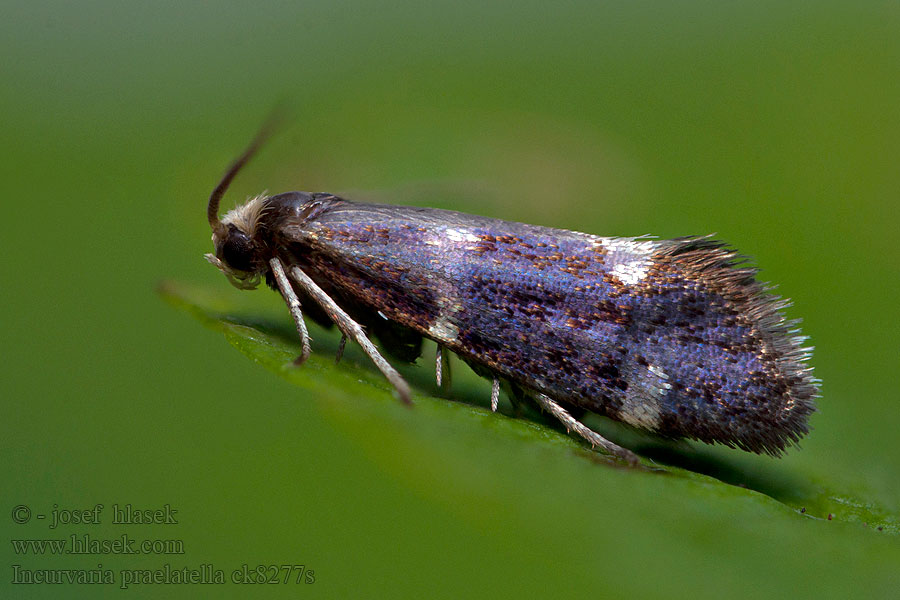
[160,280,899,598]
[160,280,897,531]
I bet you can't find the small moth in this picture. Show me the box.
[205,124,818,464]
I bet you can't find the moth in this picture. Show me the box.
[205,125,818,464]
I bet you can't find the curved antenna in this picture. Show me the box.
[207,110,285,231]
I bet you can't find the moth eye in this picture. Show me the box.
[220,228,255,273]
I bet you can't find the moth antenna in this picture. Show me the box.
[207,110,286,232]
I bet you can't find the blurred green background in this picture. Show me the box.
[3,1,898,598]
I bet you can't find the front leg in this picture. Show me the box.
[270,257,312,365]
[287,265,412,405]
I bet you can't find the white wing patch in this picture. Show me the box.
[618,361,672,430]
[595,238,658,285]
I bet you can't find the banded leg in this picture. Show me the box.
[435,345,452,392]
[288,265,412,405]
[533,392,638,465]
[490,377,500,412]
[269,257,312,365]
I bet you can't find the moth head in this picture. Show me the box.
[205,199,265,290]
[204,119,277,290]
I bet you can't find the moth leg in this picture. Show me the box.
[435,345,452,392]
[269,257,312,365]
[533,392,639,465]
[287,265,412,405]
[490,377,500,412]
[335,334,347,364]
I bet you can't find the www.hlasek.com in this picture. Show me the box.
[12,533,184,556]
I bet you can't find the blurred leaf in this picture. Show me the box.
[160,279,898,543]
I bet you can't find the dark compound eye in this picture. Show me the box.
[220,226,255,272]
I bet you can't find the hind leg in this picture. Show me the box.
[532,392,639,465]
